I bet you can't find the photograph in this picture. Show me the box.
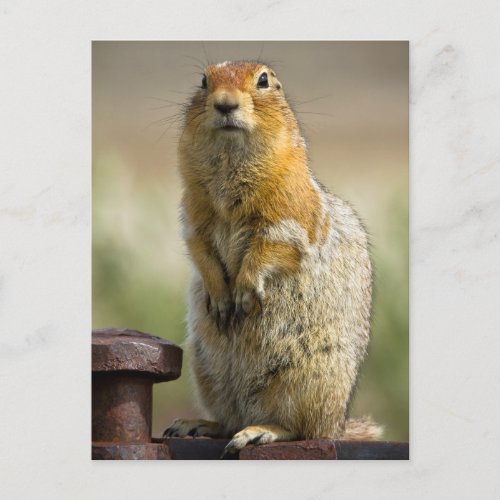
[92,41,409,460]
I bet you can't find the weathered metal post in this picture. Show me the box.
[92,328,182,459]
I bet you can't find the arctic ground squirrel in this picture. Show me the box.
[163,60,382,456]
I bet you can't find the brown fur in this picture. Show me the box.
[164,61,382,454]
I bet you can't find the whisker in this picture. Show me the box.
[184,108,207,129]
[258,58,284,72]
[141,112,185,135]
[163,87,197,96]
[193,114,206,138]
[178,63,205,74]
[147,103,183,110]
[257,42,265,63]
[201,42,212,65]
[295,111,333,117]
[155,118,181,143]
[293,94,332,106]
[253,109,286,127]
[181,53,207,70]
[253,102,287,123]
[146,96,183,105]
[143,114,182,127]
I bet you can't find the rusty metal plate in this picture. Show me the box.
[240,439,409,460]
[240,439,337,460]
[92,442,171,460]
[159,437,238,460]
[333,440,409,460]
[92,328,182,381]
[94,437,409,460]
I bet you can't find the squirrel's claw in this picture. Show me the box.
[234,305,245,323]
[234,286,264,319]
[220,426,277,458]
[215,305,231,332]
[163,418,226,439]
[206,293,233,333]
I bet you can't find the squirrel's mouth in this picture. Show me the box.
[213,116,246,132]
[219,125,241,131]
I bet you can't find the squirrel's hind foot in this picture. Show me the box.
[163,418,226,439]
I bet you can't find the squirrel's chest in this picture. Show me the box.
[207,162,256,220]
[204,162,258,272]
[211,218,250,277]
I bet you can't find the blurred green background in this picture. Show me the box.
[92,41,408,441]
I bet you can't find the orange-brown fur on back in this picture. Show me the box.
[165,61,379,454]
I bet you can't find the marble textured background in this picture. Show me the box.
[1,0,499,498]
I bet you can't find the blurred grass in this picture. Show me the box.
[351,197,409,441]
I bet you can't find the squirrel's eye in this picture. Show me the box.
[257,72,269,88]
[201,75,207,89]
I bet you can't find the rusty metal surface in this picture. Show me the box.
[240,439,409,460]
[92,442,171,460]
[155,438,409,460]
[159,437,237,460]
[92,435,408,460]
[92,373,152,443]
[240,439,337,460]
[92,328,182,381]
[334,440,409,460]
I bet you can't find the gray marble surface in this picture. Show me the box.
[1,0,499,498]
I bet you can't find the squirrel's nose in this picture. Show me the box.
[214,102,239,115]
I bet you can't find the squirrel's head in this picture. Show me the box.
[182,61,300,151]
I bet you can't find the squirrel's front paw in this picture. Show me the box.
[233,276,264,319]
[206,290,233,331]
[221,424,295,458]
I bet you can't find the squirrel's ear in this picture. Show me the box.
[270,71,282,91]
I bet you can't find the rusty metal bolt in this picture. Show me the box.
[92,328,182,446]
